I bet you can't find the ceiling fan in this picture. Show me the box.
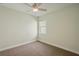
[25,3,47,12]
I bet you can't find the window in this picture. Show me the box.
[39,20,47,34]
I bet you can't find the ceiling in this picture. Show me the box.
[0,3,74,17]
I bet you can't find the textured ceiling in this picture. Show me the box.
[0,3,74,17]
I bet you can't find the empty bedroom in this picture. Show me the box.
[0,3,79,56]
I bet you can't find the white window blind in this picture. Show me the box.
[39,20,47,34]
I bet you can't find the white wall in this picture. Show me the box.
[75,5,79,53]
[39,5,79,54]
[0,6,37,51]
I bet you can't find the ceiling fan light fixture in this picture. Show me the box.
[33,8,38,12]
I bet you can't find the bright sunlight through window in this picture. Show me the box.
[39,20,47,34]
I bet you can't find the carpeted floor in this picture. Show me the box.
[0,41,78,56]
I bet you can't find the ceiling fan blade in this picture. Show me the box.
[37,3,42,7]
[38,8,47,11]
[24,3,32,7]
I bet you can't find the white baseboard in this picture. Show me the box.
[0,39,36,52]
[38,39,79,55]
